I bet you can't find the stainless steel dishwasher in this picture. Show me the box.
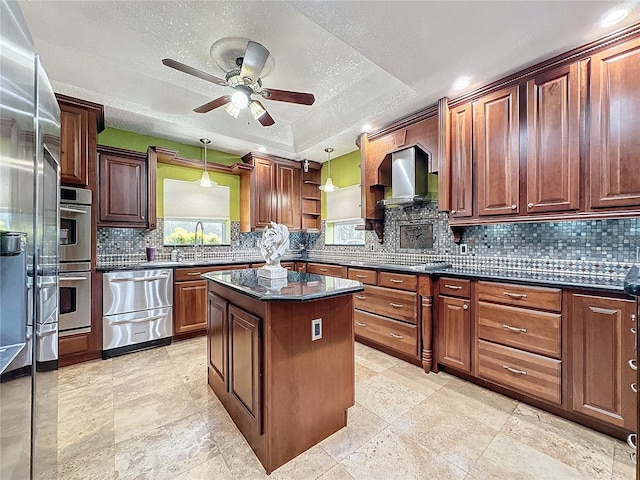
[102,269,173,358]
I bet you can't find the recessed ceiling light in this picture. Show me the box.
[258,146,266,152]
[452,76,471,91]
[362,124,372,132]
[600,7,629,27]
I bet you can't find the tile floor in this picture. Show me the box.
[56,337,636,480]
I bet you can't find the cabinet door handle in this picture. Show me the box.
[502,324,527,334]
[632,314,637,323]
[187,272,203,276]
[629,359,637,371]
[627,433,637,450]
[527,202,534,208]
[355,274,368,279]
[502,365,527,375]
[631,452,637,465]
[510,204,517,210]
[355,295,367,300]
[462,304,469,310]
[503,291,528,299]
[444,284,462,290]
[389,333,404,339]
[450,210,457,214]
[388,279,403,284]
[389,302,404,308]
[631,383,637,394]
[355,321,366,327]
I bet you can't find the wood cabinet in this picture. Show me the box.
[306,262,347,278]
[526,63,581,214]
[449,102,473,218]
[241,153,302,231]
[569,293,637,430]
[437,295,471,372]
[59,103,88,186]
[589,37,640,210]
[207,292,228,387]
[474,85,520,217]
[97,145,157,229]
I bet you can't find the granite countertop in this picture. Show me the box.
[429,267,627,293]
[96,257,290,272]
[624,265,640,296]
[202,269,364,302]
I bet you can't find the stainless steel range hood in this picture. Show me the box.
[379,147,430,206]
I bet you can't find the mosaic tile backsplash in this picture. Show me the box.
[98,204,639,278]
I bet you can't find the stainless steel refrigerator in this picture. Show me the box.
[0,0,60,478]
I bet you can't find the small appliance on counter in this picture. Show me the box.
[102,269,173,358]
[623,265,639,467]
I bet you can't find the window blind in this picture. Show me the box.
[326,184,361,222]
[163,179,230,219]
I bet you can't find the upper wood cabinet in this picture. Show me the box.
[589,37,640,210]
[449,102,473,218]
[474,85,520,217]
[55,94,104,188]
[526,63,581,214]
[241,153,302,232]
[97,145,157,229]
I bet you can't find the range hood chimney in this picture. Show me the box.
[380,147,430,206]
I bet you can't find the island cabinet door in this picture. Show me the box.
[228,305,263,434]
[207,293,228,390]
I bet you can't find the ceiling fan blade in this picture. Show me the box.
[240,41,270,84]
[193,96,231,113]
[162,58,227,86]
[261,88,315,106]
[255,102,275,126]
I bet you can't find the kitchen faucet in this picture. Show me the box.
[194,221,204,259]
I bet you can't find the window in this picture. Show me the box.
[325,184,365,246]
[163,179,231,246]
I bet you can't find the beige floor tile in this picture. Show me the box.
[354,363,377,385]
[380,361,443,397]
[112,360,185,405]
[501,403,614,479]
[166,336,206,358]
[392,394,499,472]
[171,453,233,480]
[57,380,113,423]
[111,345,173,375]
[57,406,114,462]
[57,445,114,480]
[270,444,336,479]
[317,464,355,480]
[469,432,582,480]
[113,383,199,443]
[355,375,425,423]
[57,358,112,394]
[612,439,636,480]
[185,379,225,412]
[340,425,466,480]
[114,412,219,480]
[354,342,401,372]
[320,404,389,462]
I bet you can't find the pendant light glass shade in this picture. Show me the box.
[319,147,339,192]
[199,138,216,187]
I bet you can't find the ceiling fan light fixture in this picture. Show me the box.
[319,147,339,192]
[199,138,216,187]
[249,100,267,119]
[231,89,250,108]
[225,103,241,118]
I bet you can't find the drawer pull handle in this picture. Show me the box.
[627,433,637,450]
[319,268,328,272]
[187,272,203,276]
[355,321,367,327]
[631,452,637,465]
[444,284,462,290]
[390,303,404,308]
[503,292,528,299]
[632,314,637,323]
[631,383,637,394]
[629,359,637,371]
[502,324,527,334]
[355,295,367,300]
[389,333,404,339]
[502,365,527,376]
[388,279,404,284]
[355,274,368,279]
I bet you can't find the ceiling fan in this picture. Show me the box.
[162,39,315,126]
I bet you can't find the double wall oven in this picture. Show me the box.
[59,186,92,336]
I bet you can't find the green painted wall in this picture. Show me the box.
[321,150,361,218]
[98,128,241,220]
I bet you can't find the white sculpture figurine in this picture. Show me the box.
[258,222,290,279]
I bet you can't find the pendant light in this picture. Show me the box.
[199,138,216,187]
[319,147,339,192]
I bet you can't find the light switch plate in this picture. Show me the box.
[311,318,322,341]
[460,244,468,255]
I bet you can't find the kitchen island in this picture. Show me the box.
[202,269,364,474]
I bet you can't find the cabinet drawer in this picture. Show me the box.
[354,310,418,357]
[478,302,561,358]
[174,264,248,282]
[478,281,561,312]
[378,271,417,291]
[348,268,377,285]
[354,285,417,324]
[477,340,561,405]
[307,263,345,277]
[438,277,471,298]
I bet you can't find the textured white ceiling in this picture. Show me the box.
[18,1,640,163]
